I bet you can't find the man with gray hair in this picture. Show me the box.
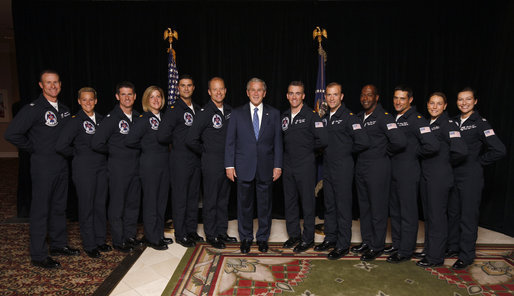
[225,77,283,254]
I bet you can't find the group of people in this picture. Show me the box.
[4,70,506,272]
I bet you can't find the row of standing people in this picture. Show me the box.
[4,70,505,272]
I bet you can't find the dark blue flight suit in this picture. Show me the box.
[4,94,71,261]
[157,99,201,240]
[55,110,108,252]
[448,111,505,265]
[390,107,439,258]
[91,105,141,247]
[281,105,327,244]
[185,100,231,240]
[420,112,468,264]
[125,111,169,246]
[322,103,369,250]
[356,104,406,252]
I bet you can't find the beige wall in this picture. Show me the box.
[0,0,20,157]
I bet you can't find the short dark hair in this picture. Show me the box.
[179,74,195,85]
[116,81,135,94]
[394,85,413,98]
[288,81,305,92]
[428,91,447,104]
[458,86,476,98]
[363,84,379,96]
[39,69,60,82]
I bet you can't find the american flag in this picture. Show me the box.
[167,51,179,106]
[314,45,327,116]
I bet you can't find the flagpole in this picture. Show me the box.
[164,28,179,107]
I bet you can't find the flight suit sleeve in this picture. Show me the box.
[478,119,506,165]
[224,109,237,168]
[311,111,328,150]
[348,114,370,153]
[185,110,208,155]
[157,108,176,144]
[91,116,113,154]
[4,104,37,153]
[382,114,407,154]
[55,117,78,158]
[125,117,146,150]
[447,120,468,165]
[414,116,440,158]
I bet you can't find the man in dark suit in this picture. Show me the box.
[225,77,283,254]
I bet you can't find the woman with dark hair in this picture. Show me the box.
[447,88,506,270]
[126,86,171,250]
[416,92,467,267]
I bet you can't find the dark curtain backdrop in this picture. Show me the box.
[12,0,514,236]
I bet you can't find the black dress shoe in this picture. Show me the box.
[49,246,80,256]
[283,237,301,248]
[386,253,411,263]
[445,249,459,258]
[162,237,174,245]
[148,241,168,251]
[240,240,252,254]
[293,241,314,253]
[412,251,427,259]
[218,233,237,243]
[327,248,349,260]
[351,243,369,254]
[416,257,443,268]
[97,244,113,252]
[452,259,470,270]
[126,237,143,247]
[187,232,205,242]
[175,236,196,248]
[113,243,133,253]
[85,248,101,258]
[314,241,336,251]
[32,257,60,269]
[207,237,226,249]
[383,245,399,254]
[360,249,383,261]
[257,241,269,253]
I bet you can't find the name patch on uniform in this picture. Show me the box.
[419,126,431,134]
[484,129,495,137]
[184,112,194,126]
[352,123,362,130]
[332,119,343,125]
[63,112,70,118]
[386,123,397,130]
[294,118,306,125]
[460,124,476,131]
[364,120,376,127]
[225,113,231,120]
[397,122,409,127]
[83,121,95,134]
[149,117,159,130]
[431,125,440,131]
[119,120,130,134]
[212,114,223,129]
[449,131,461,138]
[45,111,58,127]
[281,117,289,131]
[315,122,324,128]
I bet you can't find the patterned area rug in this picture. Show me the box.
[162,244,513,296]
[0,158,137,295]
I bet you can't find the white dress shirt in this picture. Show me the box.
[250,103,263,129]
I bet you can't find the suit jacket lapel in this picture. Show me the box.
[244,103,255,136]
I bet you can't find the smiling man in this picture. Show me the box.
[316,82,369,260]
[186,77,236,249]
[91,81,142,253]
[157,74,203,248]
[5,70,77,268]
[280,81,327,253]
[225,77,283,254]
[387,85,439,264]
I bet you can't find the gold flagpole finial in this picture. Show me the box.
[164,27,178,61]
[313,26,327,47]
